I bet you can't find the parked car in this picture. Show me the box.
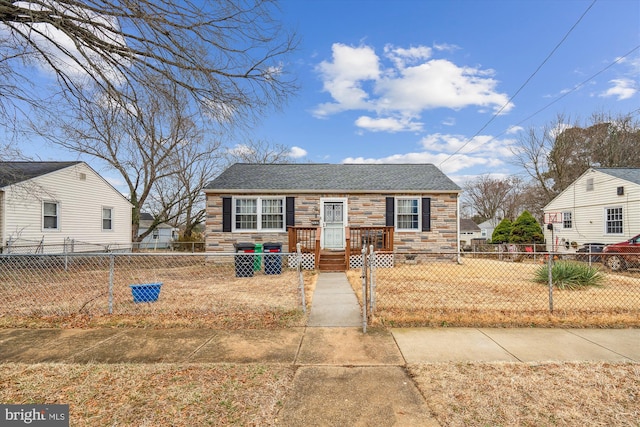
[602,234,640,271]
[575,243,606,262]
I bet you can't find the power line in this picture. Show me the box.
[454,44,640,162]
[439,0,598,168]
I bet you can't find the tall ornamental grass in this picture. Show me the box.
[534,261,604,290]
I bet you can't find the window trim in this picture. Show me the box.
[604,206,624,235]
[42,201,60,231]
[562,211,572,229]
[102,207,114,231]
[232,196,286,232]
[395,197,421,232]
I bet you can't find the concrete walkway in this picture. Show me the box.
[307,271,362,327]
[1,272,639,426]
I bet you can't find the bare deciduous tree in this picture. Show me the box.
[0,0,298,131]
[462,175,524,222]
[224,139,297,164]
[39,79,220,242]
[511,112,640,210]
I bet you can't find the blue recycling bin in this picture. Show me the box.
[263,242,282,275]
[234,242,255,277]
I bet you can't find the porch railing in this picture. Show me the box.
[288,226,394,269]
[349,226,394,253]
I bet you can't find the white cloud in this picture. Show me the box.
[342,132,517,175]
[355,115,423,132]
[313,43,380,117]
[313,43,512,131]
[343,151,488,174]
[506,125,523,134]
[420,133,516,159]
[289,146,307,158]
[600,78,637,100]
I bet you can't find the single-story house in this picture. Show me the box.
[0,161,132,254]
[204,163,461,270]
[136,212,179,250]
[477,218,500,241]
[459,218,482,250]
[543,167,640,254]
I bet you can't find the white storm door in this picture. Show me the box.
[322,200,345,249]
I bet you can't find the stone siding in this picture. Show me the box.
[205,192,458,253]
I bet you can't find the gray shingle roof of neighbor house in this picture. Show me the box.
[460,218,481,232]
[593,167,640,185]
[205,163,461,193]
[0,161,82,188]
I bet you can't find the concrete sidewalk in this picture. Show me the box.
[1,326,638,364]
[1,271,638,426]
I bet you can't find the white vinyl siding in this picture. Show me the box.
[543,169,640,248]
[1,163,132,251]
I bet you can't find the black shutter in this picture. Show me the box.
[222,197,232,232]
[422,197,431,232]
[385,197,394,226]
[286,197,295,227]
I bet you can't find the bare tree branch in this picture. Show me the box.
[0,0,298,130]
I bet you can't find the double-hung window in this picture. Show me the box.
[43,201,59,230]
[102,207,113,231]
[562,211,572,229]
[605,207,623,234]
[234,197,284,231]
[396,198,420,231]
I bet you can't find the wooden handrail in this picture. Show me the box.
[288,225,394,270]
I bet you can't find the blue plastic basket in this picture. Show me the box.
[130,283,162,303]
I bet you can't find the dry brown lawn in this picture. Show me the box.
[0,363,294,426]
[347,258,640,327]
[0,259,318,328]
[1,362,638,426]
[411,361,640,426]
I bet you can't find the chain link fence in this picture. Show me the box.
[349,248,640,328]
[0,251,308,328]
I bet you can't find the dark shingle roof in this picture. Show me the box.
[460,218,481,232]
[205,163,460,193]
[594,168,640,185]
[0,161,81,188]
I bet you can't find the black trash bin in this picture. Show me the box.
[234,242,255,277]
[263,242,282,275]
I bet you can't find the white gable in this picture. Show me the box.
[1,162,132,253]
[543,168,640,251]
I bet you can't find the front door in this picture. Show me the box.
[322,200,345,249]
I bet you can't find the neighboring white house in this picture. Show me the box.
[0,161,132,253]
[477,218,500,241]
[543,167,640,254]
[460,218,482,249]
[137,212,178,250]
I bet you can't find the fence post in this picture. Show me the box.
[361,245,367,333]
[297,243,306,313]
[369,244,375,316]
[108,253,115,314]
[548,249,554,313]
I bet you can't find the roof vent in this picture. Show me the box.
[79,173,86,181]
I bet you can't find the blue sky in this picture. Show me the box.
[249,0,639,184]
[14,0,640,190]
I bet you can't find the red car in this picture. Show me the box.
[602,234,640,271]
